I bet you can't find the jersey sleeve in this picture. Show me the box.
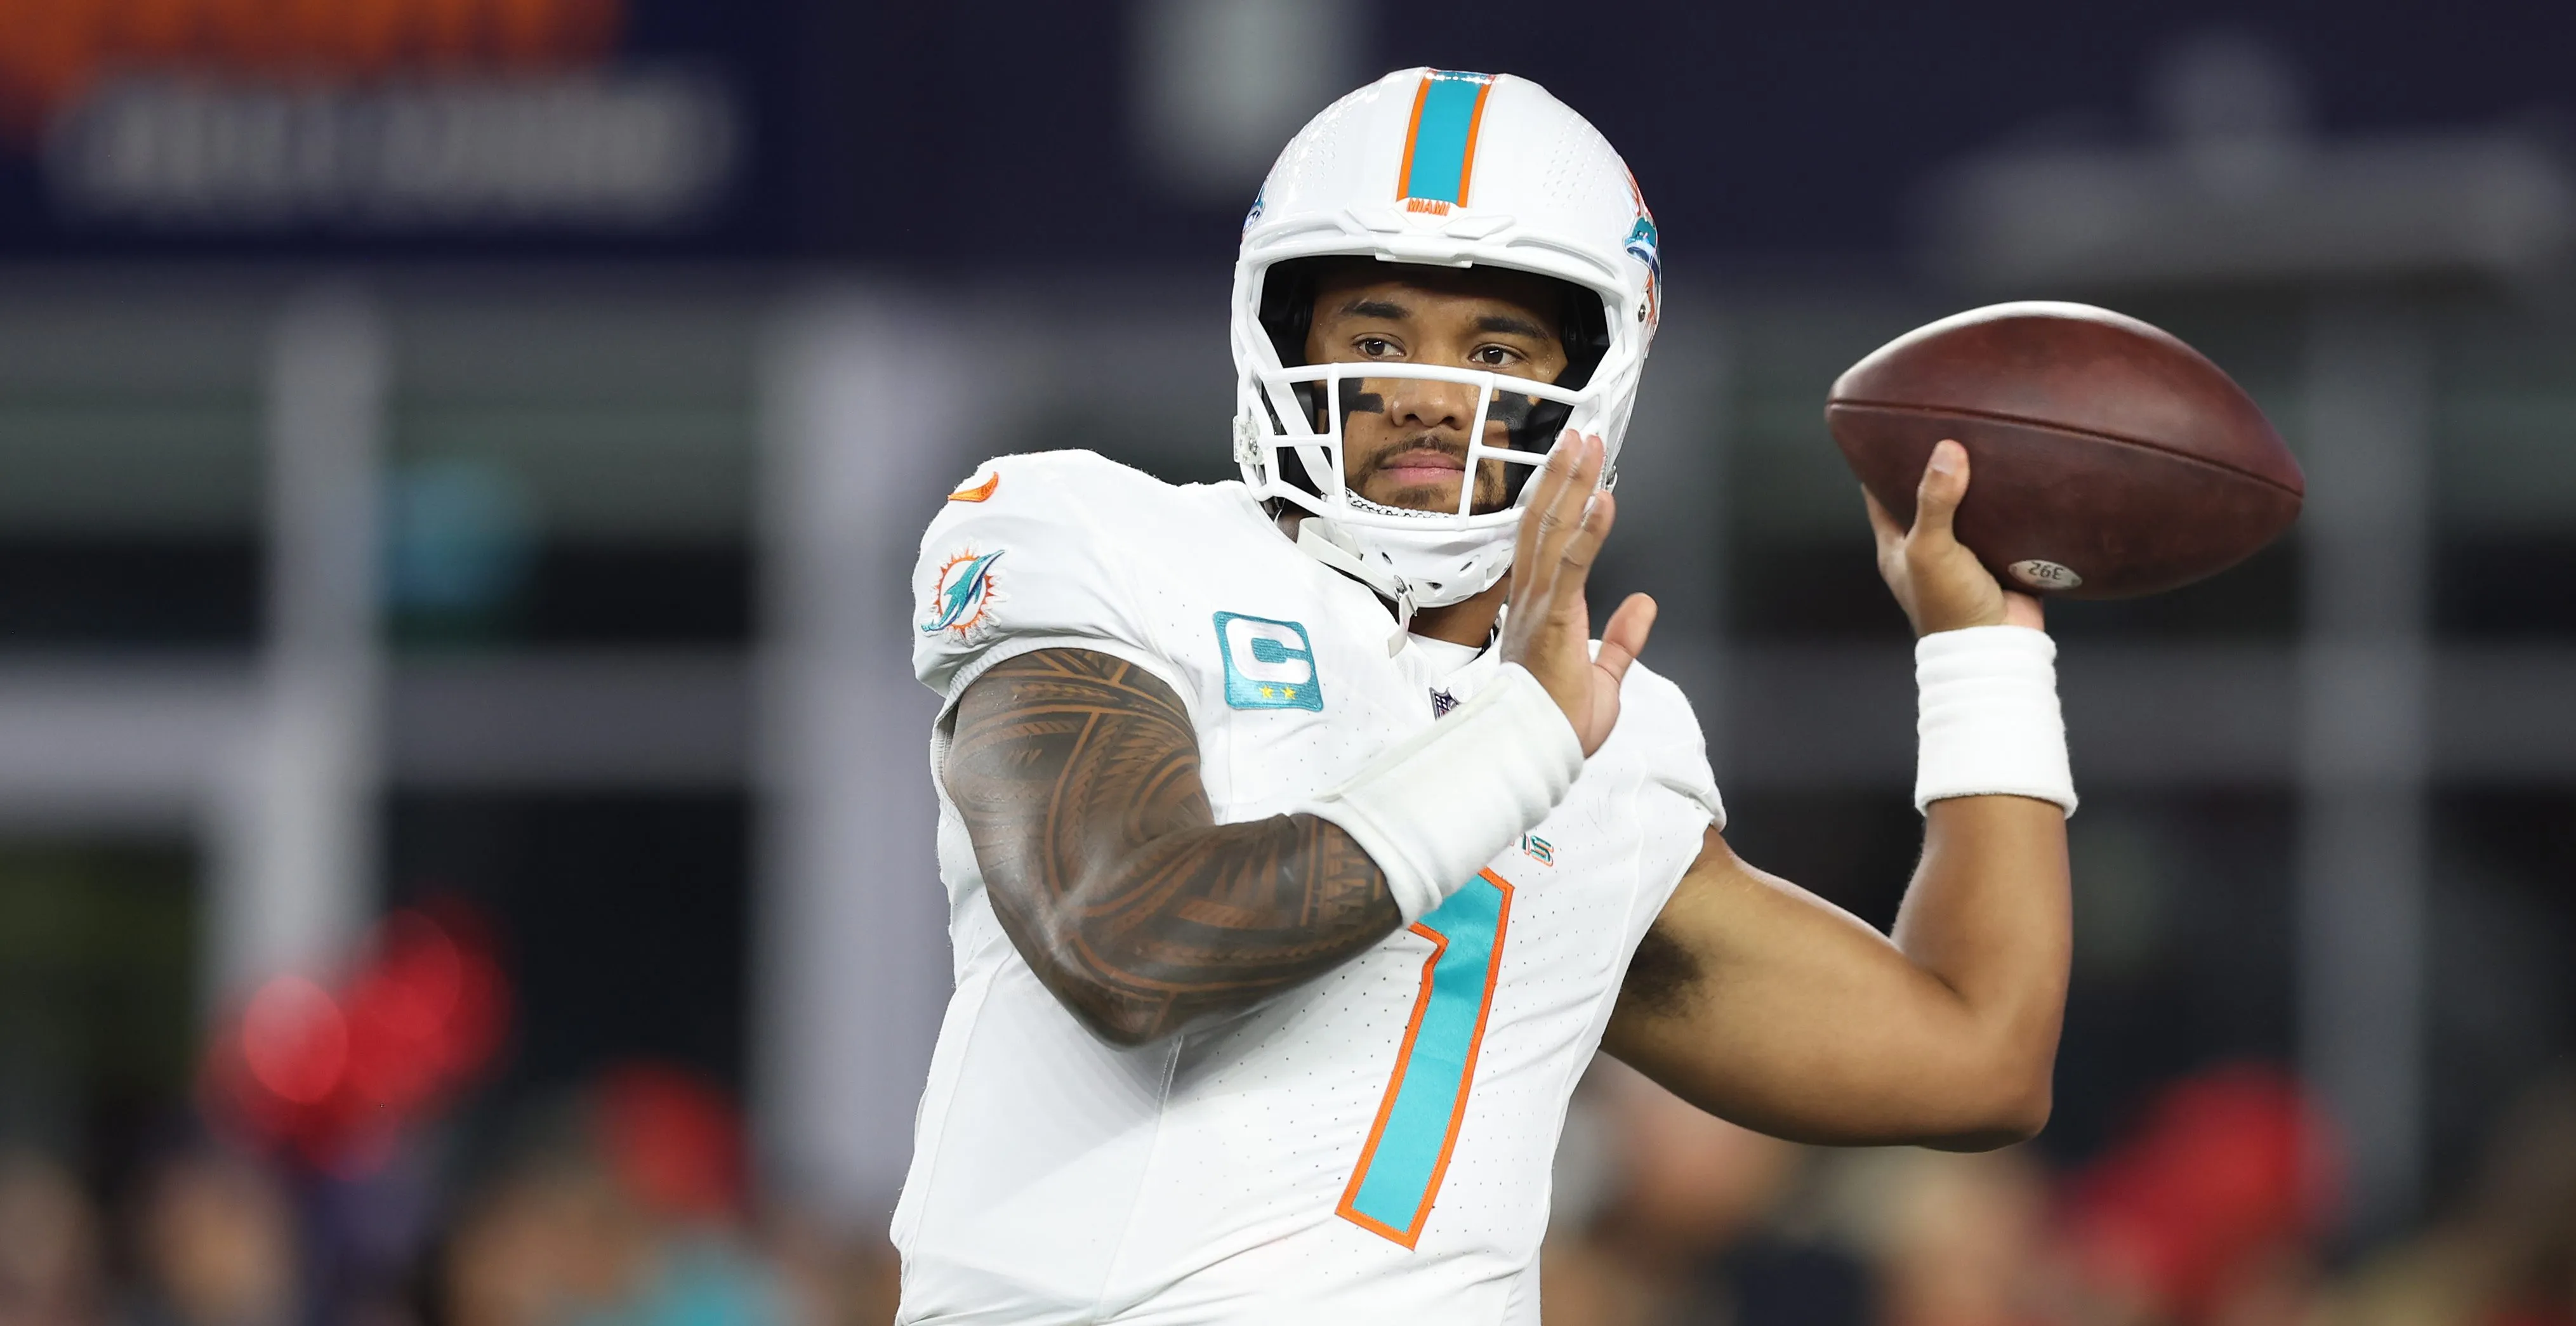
[910,450,1189,714]
[1613,662,1726,833]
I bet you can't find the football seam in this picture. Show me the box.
[1826,399,2304,499]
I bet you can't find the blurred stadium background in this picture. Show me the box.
[2,1,2574,1322]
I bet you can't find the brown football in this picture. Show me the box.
[1825,301,2302,600]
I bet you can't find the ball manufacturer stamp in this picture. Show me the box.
[2009,559,2084,591]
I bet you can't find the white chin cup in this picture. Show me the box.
[1320,503,1519,608]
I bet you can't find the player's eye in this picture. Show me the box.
[1354,336,1401,358]
[1470,345,1521,367]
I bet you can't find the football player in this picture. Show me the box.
[895,69,2075,1323]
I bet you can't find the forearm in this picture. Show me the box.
[1606,800,2068,1149]
[947,647,1402,1046]
[986,811,1401,1046]
[1604,837,2042,1149]
[1889,794,2072,1136]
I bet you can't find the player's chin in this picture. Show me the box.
[1359,476,1469,515]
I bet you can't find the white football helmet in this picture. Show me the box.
[1231,68,1661,609]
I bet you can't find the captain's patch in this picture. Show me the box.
[1215,612,1322,711]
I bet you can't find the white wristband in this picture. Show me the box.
[1299,663,1584,922]
[1914,626,2077,816]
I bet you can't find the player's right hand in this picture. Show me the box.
[1864,439,2045,637]
[1500,431,1655,757]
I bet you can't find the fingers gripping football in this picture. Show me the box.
[1500,431,1655,755]
[1864,439,2044,636]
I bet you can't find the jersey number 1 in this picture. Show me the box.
[1336,869,1514,1247]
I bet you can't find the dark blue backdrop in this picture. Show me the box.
[3,0,2568,263]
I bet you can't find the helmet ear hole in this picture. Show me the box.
[1556,287,1611,391]
[1257,256,1357,369]
[1258,268,1312,368]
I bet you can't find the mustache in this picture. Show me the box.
[1360,435,1474,475]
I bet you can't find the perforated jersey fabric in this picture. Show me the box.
[897,450,1721,1325]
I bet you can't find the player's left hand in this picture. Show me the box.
[1501,430,1655,756]
[1865,438,2044,636]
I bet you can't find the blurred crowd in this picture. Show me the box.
[3,1054,2573,1326]
[0,1062,900,1326]
[1540,1060,2576,1326]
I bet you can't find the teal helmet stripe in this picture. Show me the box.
[1398,70,1496,205]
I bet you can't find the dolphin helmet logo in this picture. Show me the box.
[1624,216,1660,286]
[1623,169,1661,329]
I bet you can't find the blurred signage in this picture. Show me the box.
[0,0,762,253]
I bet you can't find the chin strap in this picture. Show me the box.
[1294,519,1417,656]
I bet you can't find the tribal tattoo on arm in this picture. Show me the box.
[944,647,1404,1046]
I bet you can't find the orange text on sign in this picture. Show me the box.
[0,0,626,139]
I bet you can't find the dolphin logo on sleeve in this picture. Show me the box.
[921,549,1005,636]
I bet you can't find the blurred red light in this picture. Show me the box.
[201,899,512,1176]
[344,911,469,1107]
[2065,1062,2340,1319]
[373,910,465,1034]
[241,975,348,1105]
[598,1063,744,1219]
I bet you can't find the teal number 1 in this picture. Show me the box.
[1336,870,1515,1247]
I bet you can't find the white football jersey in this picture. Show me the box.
[895,450,1722,1325]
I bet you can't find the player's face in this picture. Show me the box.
[1304,266,1570,515]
